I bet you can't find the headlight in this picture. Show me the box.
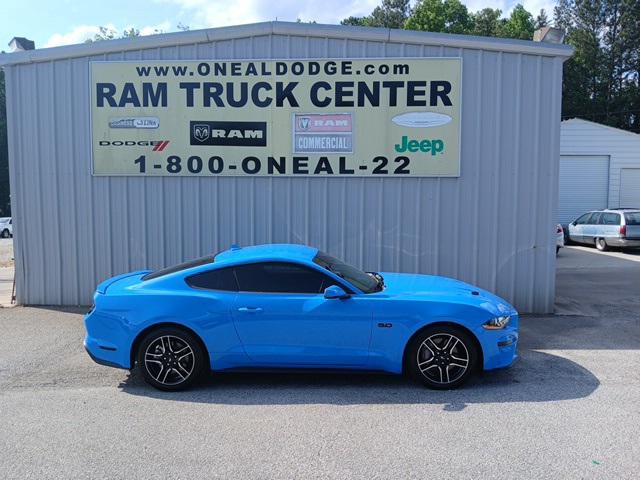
[483,315,511,330]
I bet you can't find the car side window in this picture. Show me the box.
[186,267,238,291]
[587,213,601,224]
[575,213,591,225]
[601,213,621,225]
[233,262,340,294]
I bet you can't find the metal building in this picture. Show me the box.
[559,118,640,224]
[0,22,572,312]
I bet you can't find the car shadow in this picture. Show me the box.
[117,348,599,408]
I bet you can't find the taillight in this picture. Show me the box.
[557,225,563,234]
[620,225,627,237]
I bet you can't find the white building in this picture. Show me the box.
[0,22,572,312]
[559,118,640,224]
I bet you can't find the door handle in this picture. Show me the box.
[237,307,263,313]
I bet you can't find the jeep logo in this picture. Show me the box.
[394,136,445,155]
[189,121,267,147]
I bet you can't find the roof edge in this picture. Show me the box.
[0,21,573,67]
[562,118,640,138]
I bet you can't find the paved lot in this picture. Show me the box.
[1,246,639,479]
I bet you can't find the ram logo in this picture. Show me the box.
[192,124,210,142]
[298,117,310,130]
[189,121,267,147]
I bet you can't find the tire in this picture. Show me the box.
[556,246,560,255]
[0,229,8,238]
[137,327,205,391]
[595,237,608,252]
[406,325,479,390]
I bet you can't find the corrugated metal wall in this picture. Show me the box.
[5,31,564,312]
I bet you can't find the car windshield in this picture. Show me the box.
[625,212,640,225]
[313,251,381,293]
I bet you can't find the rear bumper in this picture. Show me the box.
[84,334,130,369]
[84,344,129,369]
[84,310,133,369]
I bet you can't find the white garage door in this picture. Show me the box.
[559,155,610,224]
[620,168,640,208]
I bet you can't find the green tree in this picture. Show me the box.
[497,4,535,39]
[341,0,411,28]
[472,8,502,36]
[555,0,640,132]
[535,8,549,29]
[87,26,141,43]
[405,0,474,34]
[340,16,370,26]
[369,0,412,28]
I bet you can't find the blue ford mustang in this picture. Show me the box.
[84,244,518,391]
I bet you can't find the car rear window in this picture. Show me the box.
[625,212,640,225]
[142,255,214,281]
[186,267,238,291]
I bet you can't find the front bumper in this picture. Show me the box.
[477,315,519,370]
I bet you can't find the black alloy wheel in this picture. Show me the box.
[406,325,478,390]
[137,327,205,391]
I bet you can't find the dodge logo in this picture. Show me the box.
[193,124,210,142]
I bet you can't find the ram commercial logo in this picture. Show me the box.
[98,140,170,151]
[190,121,267,147]
[293,113,353,154]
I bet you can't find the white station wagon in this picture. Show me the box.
[567,209,640,251]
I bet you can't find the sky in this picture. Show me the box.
[0,0,557,50]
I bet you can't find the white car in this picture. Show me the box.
[556,224,564,254]
[0,218,12,238]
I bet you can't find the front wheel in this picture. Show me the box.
[137,327,205,391]
[406,325,479,390]
[0,229,8,238]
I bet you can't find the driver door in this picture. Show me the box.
[230,262,372,366]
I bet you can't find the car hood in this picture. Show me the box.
[378,272,516,316]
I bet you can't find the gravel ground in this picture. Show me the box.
[0,247,639,479]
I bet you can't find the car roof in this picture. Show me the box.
[214,243,319,266]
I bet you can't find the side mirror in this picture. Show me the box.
[324,285,350,300]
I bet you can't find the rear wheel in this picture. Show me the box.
[595,237,609,251]
[406,325,479,390]
[0,229,9,238]
[137,327,205,391]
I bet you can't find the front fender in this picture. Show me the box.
[367,299,496,373]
